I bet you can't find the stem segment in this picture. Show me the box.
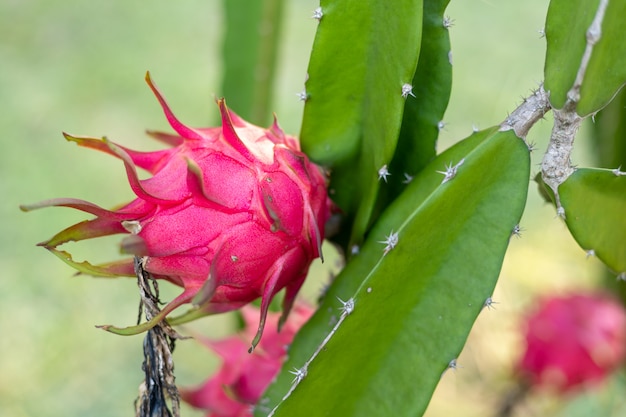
[134,257,181,417]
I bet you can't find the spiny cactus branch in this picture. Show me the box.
[134,257,181,417]
[566,0,608,108]
[541,108,581,215]
[500,86,551,139]
[541,0,608,216]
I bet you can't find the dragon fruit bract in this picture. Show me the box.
[22,73,330,348]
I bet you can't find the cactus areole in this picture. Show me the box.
[23,73,330,348]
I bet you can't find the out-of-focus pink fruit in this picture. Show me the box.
[519,293,626,391]
[181,304,313,417]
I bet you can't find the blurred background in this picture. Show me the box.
[1,0,623,416]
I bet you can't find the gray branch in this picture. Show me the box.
[133,257,181,417]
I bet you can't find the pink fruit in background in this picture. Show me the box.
[21,73,330,348]
[181,304,313,417]
[519,293,626,391]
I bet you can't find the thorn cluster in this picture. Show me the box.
[379,230,399,255]
[378,164,391,182]
[401,83,416,98]
[289,366,307,384]
[447,358,460,370]
[312,7,323,21]
[297,90,309,101]
[441,358,462,378]
[437,158,465,184]
[483,297,498,310]
[337,297,355,315]
[612,166,626,176]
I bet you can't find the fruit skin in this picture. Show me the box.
[21,72,330,347]
[519,293,626,391]
[180,304,313,417]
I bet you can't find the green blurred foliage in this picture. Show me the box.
[222,0,286,126]
[1,1,622,416]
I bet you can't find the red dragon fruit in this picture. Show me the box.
[21,73,330,348]
[519,293,626,392]
[180,303,313,417]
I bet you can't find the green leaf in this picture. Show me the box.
[300,0,423,251]
[221,0,285,125]
[592,71,626,169]
[258,128,530,417]
[543,0,598,110]
[385,0,452,202]
[577,0,626,115]
[559,168,626,274]
[544,0,626,115]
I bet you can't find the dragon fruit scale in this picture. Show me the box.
[21,72,330,348]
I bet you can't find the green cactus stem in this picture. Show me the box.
[258,126,530,417]
[555,168,626,276]
[299,0,424,252]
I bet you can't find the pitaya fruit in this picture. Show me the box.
[180,303,313,417]
[21,72,330,348]
[519,293,626,391]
